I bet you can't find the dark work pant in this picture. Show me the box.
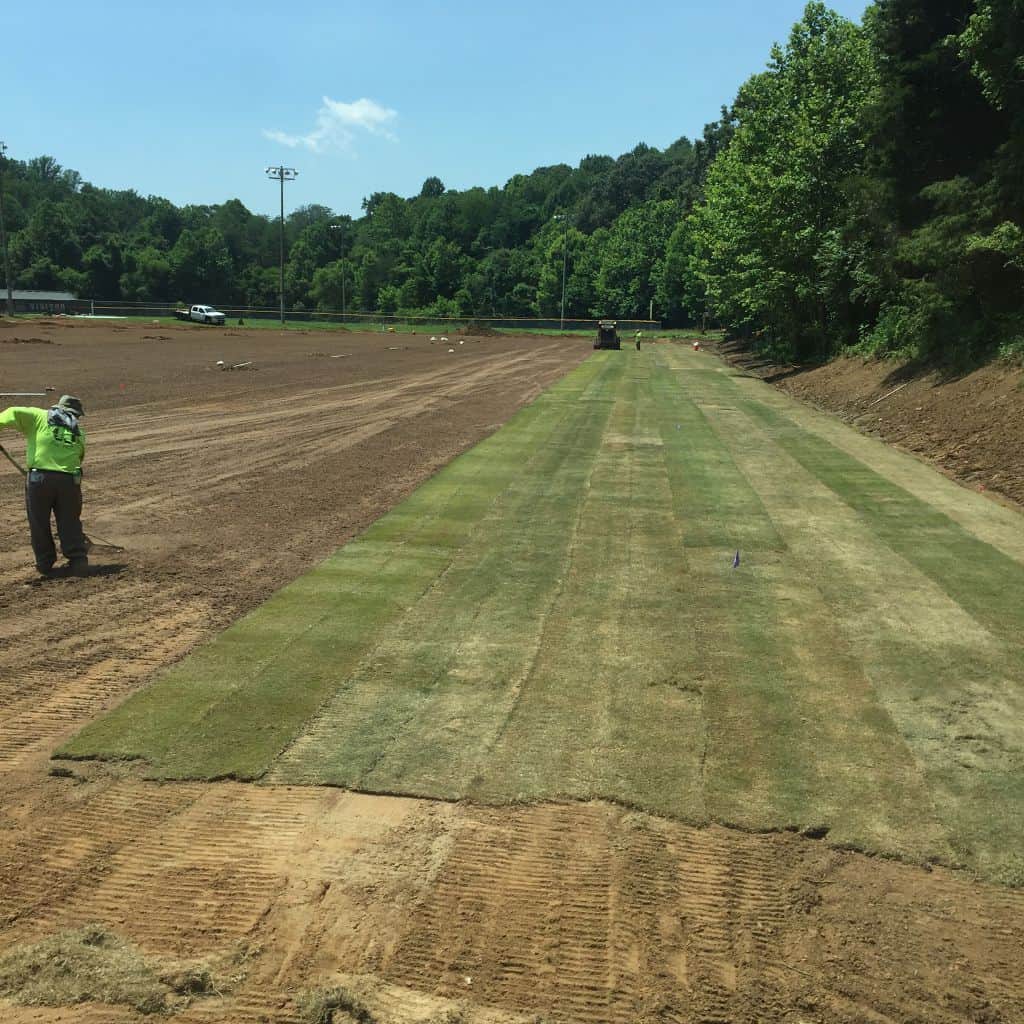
[25,469,87,569]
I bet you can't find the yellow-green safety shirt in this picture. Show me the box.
[0,407,86,474]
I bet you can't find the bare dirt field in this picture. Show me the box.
[1,320,1022,1023]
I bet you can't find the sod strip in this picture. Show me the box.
[727,370,1024,567]
[671,356,1024,876]
[673,360,1022,879]
[712,399,1022,880]
[732,390,1024,648]
[648,354,940,853]
[470,360,708,819]
[653,366,785,553]
[59,356,613,777]
[266,359,623,791]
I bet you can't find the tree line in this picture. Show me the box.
[2,0,1021,363]
[0,135,723,326]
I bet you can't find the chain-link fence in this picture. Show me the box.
[52,298,659,334]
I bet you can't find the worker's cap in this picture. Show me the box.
[57,395,85,418]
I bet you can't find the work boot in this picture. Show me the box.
[35,561,55,578]
[69,557,89,578]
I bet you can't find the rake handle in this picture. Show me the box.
[0,443,27,476]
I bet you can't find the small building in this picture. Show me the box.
[2,290,77,314]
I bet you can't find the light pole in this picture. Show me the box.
[265,165,297,324]
[554,212,569,331]
[0,142,14,318]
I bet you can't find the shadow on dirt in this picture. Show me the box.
[27,563,129,585]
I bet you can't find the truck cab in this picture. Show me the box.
[190,305,225,325]
[176,304,226,325]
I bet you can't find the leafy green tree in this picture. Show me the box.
[377,283,402,313]
[238,264,279,308]
[311,259,356,312]
[853,0,1022,359]
[657,222,703,325]
[419,176,446,198]
[81,241,124,298]
[285,203,334,245]
[169,228,233,300]
[536,220,590,317]
[688,3,877,358]
[593,200,679,318]
[11,200,82,275]
[119,247,172,301]
[285,220,351,306]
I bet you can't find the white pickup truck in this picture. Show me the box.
[174,304,226,325]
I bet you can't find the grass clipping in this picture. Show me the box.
[0,925,216,1014]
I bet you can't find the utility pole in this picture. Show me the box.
[265,165,297,324]
[555,212,569,331]
[0,142,14,319]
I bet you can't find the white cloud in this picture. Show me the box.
[264,97,398,152]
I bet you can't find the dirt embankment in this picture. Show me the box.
[714,339,1024,508]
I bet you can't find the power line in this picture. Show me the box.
[265,165,298,325]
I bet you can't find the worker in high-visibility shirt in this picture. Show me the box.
[0,395,89,577]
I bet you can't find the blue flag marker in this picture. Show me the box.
[732,550,740,569]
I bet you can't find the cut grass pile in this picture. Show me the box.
[61,346,1024,883]
[0,926,215,1014]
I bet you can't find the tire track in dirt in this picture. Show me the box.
[381,803,789,1023]
[175,994,305,1023]
[0,590,209,770]
[26,787,312,955]
[2,785,1023,1022]
[0,781,202,929]
[1,1007,141,1023]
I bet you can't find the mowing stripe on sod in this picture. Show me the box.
[667,356,1022,881]
[728,372,1024,568]
[469,361,708,820]
[267,367,621,791]
[719,383,1024,647]
[60,346,1024,883]
[650,354,951,862]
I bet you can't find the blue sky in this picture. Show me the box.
[6,0,868,219]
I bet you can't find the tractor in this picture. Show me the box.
[594,319,621,350]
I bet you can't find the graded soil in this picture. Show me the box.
[1,321,1022,1023]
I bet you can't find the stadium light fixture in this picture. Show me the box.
[266,166,298,325]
